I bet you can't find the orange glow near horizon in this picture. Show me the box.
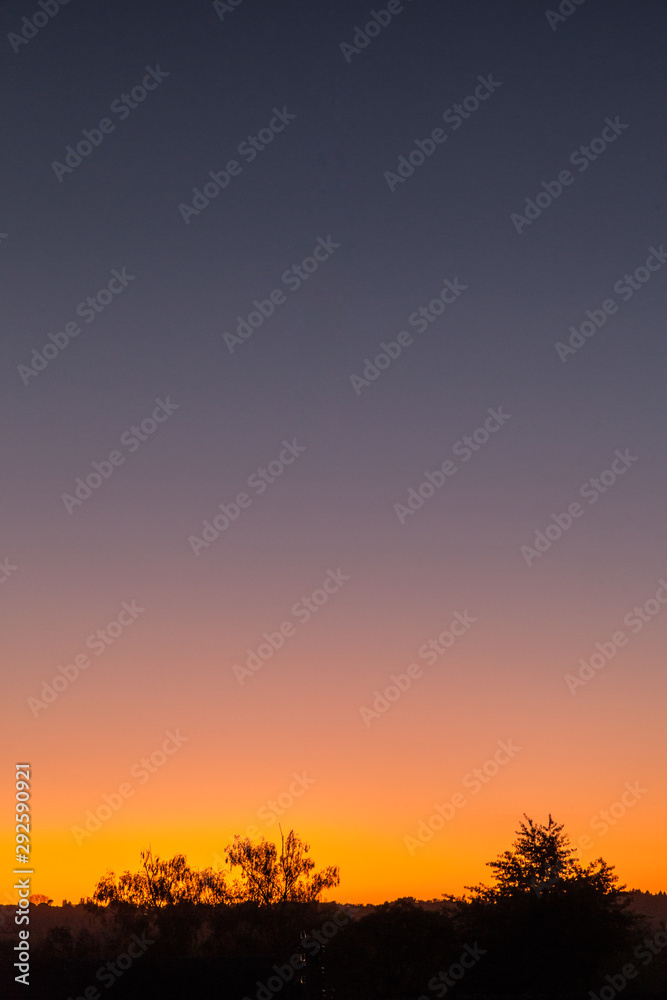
[5,0,667,957]
[2,820,665,909]
[4,483,667,908]
[3,688,665,906]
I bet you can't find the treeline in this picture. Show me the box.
[6,818,666,999]
[91,829,339,908]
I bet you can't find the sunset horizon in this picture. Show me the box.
[3,0,666,996]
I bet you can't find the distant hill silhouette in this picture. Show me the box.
[3,821,665,999]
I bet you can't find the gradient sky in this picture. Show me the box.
[2,0,667,906]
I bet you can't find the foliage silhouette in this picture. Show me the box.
[325,898,457,1000]
[465,813,623,901]
[454,814,646,994]
[70,820,663,998]
[91,831,338,910]
[223,828,340,904]
[92,848,229,908]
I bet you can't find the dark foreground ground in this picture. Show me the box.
[4,956,667,1000]
[2,893,666,1000]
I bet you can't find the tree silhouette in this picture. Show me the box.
[224,828,340,904]
[465,813,623,901]
[91,832,339,909]
[325,898,458,1000]
[92,849,230,908]
[456,814,643,993]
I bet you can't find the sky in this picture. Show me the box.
[1,0,666,906]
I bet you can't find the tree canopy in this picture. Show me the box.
[92,849,229,908]
[224,828,340,904]
[464,813,624,902]
[91,830,339,908]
